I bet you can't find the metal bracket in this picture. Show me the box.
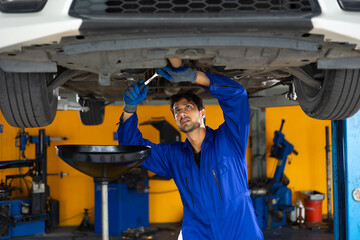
[286,82,297,101]
[99,73,111,86]
[57,97,89,111]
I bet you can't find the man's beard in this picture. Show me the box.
[179,121,201,133]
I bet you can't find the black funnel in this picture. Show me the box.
[56,145,151,182]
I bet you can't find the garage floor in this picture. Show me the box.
[12,223,334,240]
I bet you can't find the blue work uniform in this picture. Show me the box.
[117,73,264,240]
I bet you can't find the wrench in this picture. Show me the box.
[144,72,160,85]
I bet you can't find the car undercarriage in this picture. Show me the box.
[1,0,360,127]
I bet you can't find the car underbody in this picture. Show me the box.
[2,30,358,98]
[1,0,360,127]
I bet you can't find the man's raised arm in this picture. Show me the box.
[121,79,149,123]
[122,58,209,123]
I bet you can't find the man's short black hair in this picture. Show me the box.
[170,91,204,115]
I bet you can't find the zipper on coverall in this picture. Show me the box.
[186,177,195,208]
[212,169,223,200]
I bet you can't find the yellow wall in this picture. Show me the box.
[265,106,332,214]
[0,104,331,226]
[0,104,226,225]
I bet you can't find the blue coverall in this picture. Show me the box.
[117,73,264,240]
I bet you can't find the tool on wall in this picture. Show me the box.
[0,129,66,239]
[250,119,298,229]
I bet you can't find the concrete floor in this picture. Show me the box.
[263,227,333,240]
[12,223,334,240]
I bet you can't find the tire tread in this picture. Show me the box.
[0,69,58,128]
[79,100,104,125]
[296,69,360,120]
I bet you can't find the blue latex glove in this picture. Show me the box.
[156,66,197,83]
[123,79,149,113]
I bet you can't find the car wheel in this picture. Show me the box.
[79,99,105,125]
[0,69,58,128]
[294,68,360,120]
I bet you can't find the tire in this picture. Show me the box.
[294,68,360,120]
[0,69,58,128]
[79,99,105,125]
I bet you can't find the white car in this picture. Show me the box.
[0,0,360,127]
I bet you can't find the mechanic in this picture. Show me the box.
[117,59,264,240]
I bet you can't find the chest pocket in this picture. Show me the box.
[217,161,228,175]
[212,158,243,202]
[212,160,228,201]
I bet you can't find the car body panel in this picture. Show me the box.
[311,0,360,50]
[0,0,81,52]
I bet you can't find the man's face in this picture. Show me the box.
[173,98,205,133]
